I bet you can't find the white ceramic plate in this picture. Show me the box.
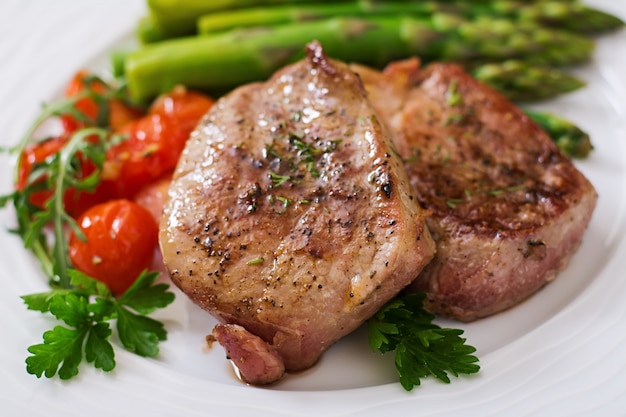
[1,1,625,415]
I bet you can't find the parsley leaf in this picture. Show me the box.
[22,291,66,313]
[26,325,87,380]
[84,322,115,372]
[115,307,166,357]
[49,292,92,327]
[368,292,480,391]
[23,273,174,379]
[117,270,175,314]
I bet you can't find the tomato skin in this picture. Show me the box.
[60,69,143,134]
[148,86,214,125]
[103,87,214,199]
[17,137,66,208]
[17,136,114,217]
[69,199,158,295]
[103,114,178,199]
[60,70,101,133]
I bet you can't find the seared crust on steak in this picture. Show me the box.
[159,42,435,382]
[353,58,598,321]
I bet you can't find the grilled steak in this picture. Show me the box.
[159,42,436,384]
[352,58,598,321]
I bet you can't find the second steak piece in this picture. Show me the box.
[159,42,435,384]
[353,58,598,322]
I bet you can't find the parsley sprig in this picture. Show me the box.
[0,73,175,380]
[368,292,480,391]
[23,269,174,379]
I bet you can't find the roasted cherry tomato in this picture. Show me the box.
[148,85,213,125]
[60,69,143,133]
[102,86,214,199]
[17,137,67,208]
[68,199,158,295]
[16,136,114,217]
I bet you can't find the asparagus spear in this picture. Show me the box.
[136,13,168,44]
[515,1,625,35]
[119,15,594,102]
[451,1,623,35]
[197,1,624,36]
[197,2,471,34]
[471,60,585,103]
[525,109,593,158]
[147,0,338,38]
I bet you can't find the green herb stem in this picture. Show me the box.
[52,127,108,288]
